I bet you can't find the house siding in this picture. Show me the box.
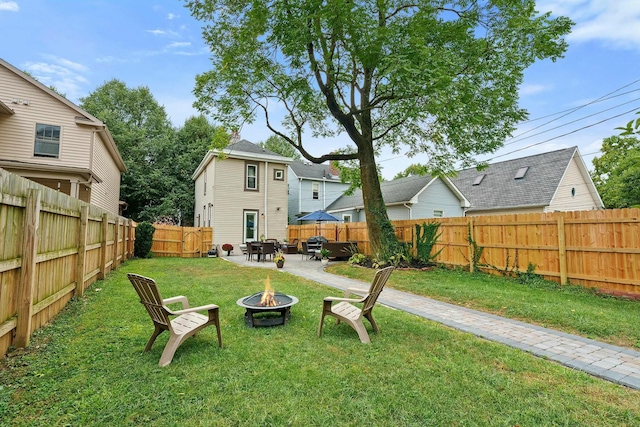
[0,66,90,169]
[547,157,600,212]
[0,62,124,214]
[413,179,466,219]
[91,132,121,214]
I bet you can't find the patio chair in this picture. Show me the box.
[301,241,314,260]
[127,273,223,367]
[246,241,255,261]
[317,266,394,343]
[260,242,276,262]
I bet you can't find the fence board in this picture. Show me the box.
[288,208,640,298]
[0,168,134,358]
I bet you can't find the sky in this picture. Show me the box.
[1,0,640,180]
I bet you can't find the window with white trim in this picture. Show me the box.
[34,123,61,158]
[246,163,258,190]
[274,169,284,180]
[433,210,444,218]
[312,182,319,200]
[343,214,352,223]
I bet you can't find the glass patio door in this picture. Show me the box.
[244,211,258,242]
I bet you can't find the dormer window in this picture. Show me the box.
[514,167,529,179]
[472,174,485,186]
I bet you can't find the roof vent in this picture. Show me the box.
[514,167,529,179]
[472,174,485,186]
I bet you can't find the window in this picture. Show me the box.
[571,187,576,197]
[433,210,444,218]
[203,168,207,195]
[246,163,258,190]
[514,166,529,179]
[343,214,352,223]
[274,169,284,180]
[312,182,319,200]
[473,174,485,186]
[34,124,61,158]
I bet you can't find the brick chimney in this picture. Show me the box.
[230,130,240,144]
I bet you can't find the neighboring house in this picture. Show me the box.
[326,174,470,222]
[192,139,293,253]
[288,160,350,222]
[0,58,126,214]
[452,146,604,216]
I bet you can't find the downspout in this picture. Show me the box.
[298,178,302,215]
[264,161,269,238]
[323,178,326,209]
[403,203,413,220]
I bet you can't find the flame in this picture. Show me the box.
[259,275,279,307]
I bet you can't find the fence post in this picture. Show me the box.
[180,226,184,258]
[468,217,475,273]
[112,217,120,268]
[15,189,41,348]
[557,214,568,285]
[75,205,89,297]
[99,213,108,279]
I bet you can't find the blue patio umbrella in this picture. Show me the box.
[297,210,340,222]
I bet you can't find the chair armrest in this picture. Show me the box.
[163,295,189,309]
[167,303,219,316]
[343,288,369,298]
[323,296,365,303]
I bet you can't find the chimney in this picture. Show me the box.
[328,162,340,178]
[230,130,240,144]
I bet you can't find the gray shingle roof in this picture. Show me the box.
[288,160,341,181]
[225,139,288,159]
[327,174,435,210]
[451,146,577,212]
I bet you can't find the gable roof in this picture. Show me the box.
[0,58,126,172]
[288,160,341,181]
[451,146,602,212]
[192,139,293,180]
[327,174,468,212]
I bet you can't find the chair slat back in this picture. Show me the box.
[261,242,275,255]
[362,266,394,314]
[127,273,171,327]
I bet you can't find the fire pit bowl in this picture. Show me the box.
[236,292,299,328]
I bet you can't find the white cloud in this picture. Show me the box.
[147,29,166,36]
[536,0,640,50]
[520,83,553,96]
[23,57,90,102]
[167,42,191,48]
[0,1,19,12]
[167,13,178,20]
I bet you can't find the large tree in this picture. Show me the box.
[186,0,572,258]
[80,80,178,222]
[591,135,640,208]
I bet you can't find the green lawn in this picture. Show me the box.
[328,264,640,350]
[1,258,639,426]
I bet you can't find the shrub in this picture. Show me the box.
[134,222,155,258]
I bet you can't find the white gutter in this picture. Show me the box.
[298,178,303,215]
[323,178,326,209]
[264,161,269,239]
[403,203,413,219]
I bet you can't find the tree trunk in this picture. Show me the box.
[358,141,398,258]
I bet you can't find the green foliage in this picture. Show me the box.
[134,222,155,258]
[347,252,368,265]
[517,262,544,285]
[591,135,640,208]
[393,163,430,180]
[617,111,640,136]
[415,221,443,263]
[467,224,484,267]
[319,248,331,259]
[258,135,301,159]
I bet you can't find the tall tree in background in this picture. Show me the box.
[186,0,572,258]
[174,115,227,224]
[591,135,640,208]
[258,135,301,159]
[80,80,178,222]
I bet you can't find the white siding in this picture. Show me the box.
[91,132,121,214]
[0,66,91,169]
[548,157,600,212]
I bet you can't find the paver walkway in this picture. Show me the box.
[223,254,640,390]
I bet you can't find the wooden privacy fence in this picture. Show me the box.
[0,169,134,357]
[288,208,640,298]
[151,225,212,258]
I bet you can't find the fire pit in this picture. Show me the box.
[236,276,298,328]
